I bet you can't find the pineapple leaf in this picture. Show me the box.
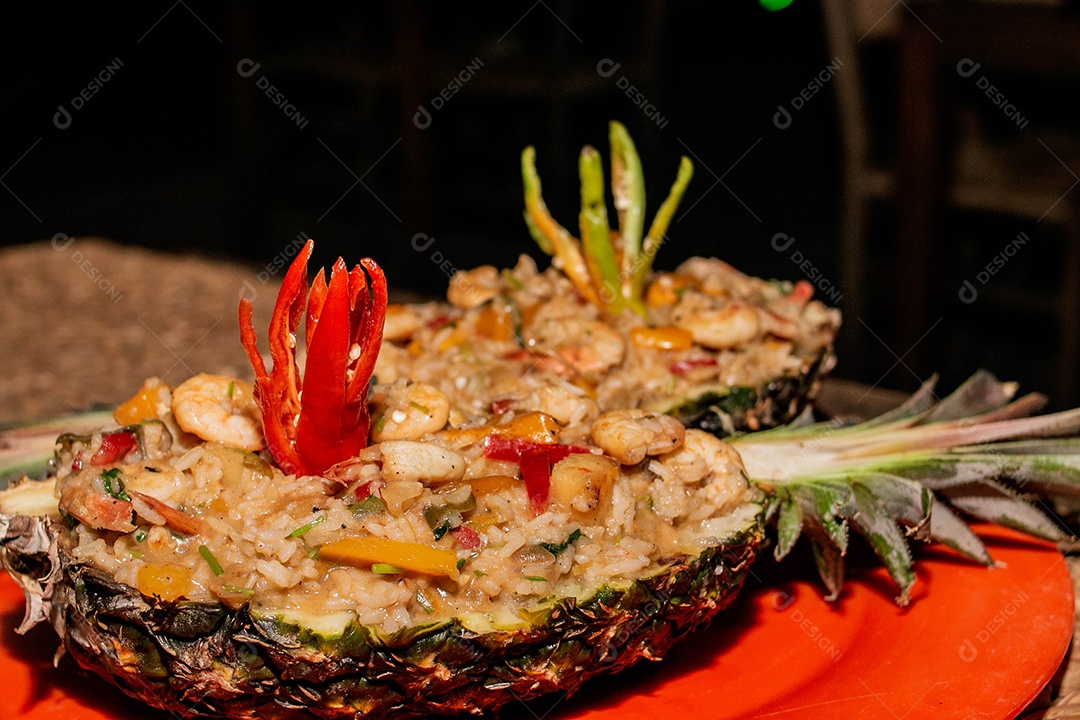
[927,501,994,566]
[921,368,1018,423]
[795,483,853,554]
[735,370,1080,604]
[806,529,845,602]
[774,492,803,561]
[942,481,1067,541]
[849,480,916,604]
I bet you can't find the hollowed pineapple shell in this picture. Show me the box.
[2,510,763,719]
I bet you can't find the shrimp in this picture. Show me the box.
[59,483,136,533]
[448,265,501,309]
[590,409,685,465]
[171,373,264,452]
[370,381,451,441]
[382,304,422,342]
[659,429,748,511]
[530,318,626,375]
[377,440,466,483]
[518,383,600,426]
[670,294,761,350]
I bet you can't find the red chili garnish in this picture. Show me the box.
[354,482,372,501]
[239,239,387,476]
[670,358,718,376]
[72,451,84,472]
[90,431,139,467]
[481,434,594,515]
[454,525,482,550]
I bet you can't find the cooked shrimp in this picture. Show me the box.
[371,381,451,441]
[448,265,501,309]
[378,440,466,483]
[171,374,264,452]
[660,429,748,511]
[382,304,422,342]
[530,319,625,375]
[590,409,685,465]
[676,256,754,297]
[59,484,135,533]
[518,384,599,426]
[671,295,761,350]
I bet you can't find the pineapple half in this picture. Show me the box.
[3,370,1080,718]
[0,397,763,719]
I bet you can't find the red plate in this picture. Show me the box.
[0,525,1072,720]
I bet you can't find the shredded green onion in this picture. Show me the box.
[415,590,435,614]
[288,515,325,538]
[222,585,255,596]
[226,380,236,399]
[198,545,224,576]
[374,414,387,433]
[501,268,525,290]
[524,575,548,582]
[134,530,147,543]
[128,548,143,558]
[372,563,402,575]
[306,544,321,560]
[409,401,431,415]
[100,468,131,502]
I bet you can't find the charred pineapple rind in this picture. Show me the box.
[658,347,836,435]
[3,510,763,719]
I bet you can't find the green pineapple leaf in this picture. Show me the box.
[734,370,1080,604]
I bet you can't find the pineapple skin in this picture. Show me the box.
[4,515,762,719]
[665,348,835,435]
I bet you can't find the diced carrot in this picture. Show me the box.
[645,273,698,306]
[137,562,192,601]
[320,537,459,580]
[441,475,519,497]
[500,411,560,444]
[475,303,515,342]
[630,326,694,351]
[114,379,168,425]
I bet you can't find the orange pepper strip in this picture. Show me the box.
[320,537,459,580]
[630,326,694,351]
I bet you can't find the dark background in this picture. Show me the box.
[3,1,1079,406]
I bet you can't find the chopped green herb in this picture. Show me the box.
[432,519,452,541]
[456,558,467,571]
[371,563,402,575]
[415,591,434,614]
[524,575,548,582]
[306,544,321,560]
[100,468,132,502]
[348,495,387,518]
[473,569,487,578]
[222,585,255,596]
[128,548,143,559]
[502,267,525,290]
[198,545,224,576]
[226,380,236,399]
[288,515,325,538]
[134,530,147,543]
[374,414,387,433]
[408,401,431,415]
[539,529,582,557]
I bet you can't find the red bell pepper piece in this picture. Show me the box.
[670,358,718,376]
[239,240,387,476]
[481,434,594,515]
[453,525,482,550]
[90,431,139,467]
